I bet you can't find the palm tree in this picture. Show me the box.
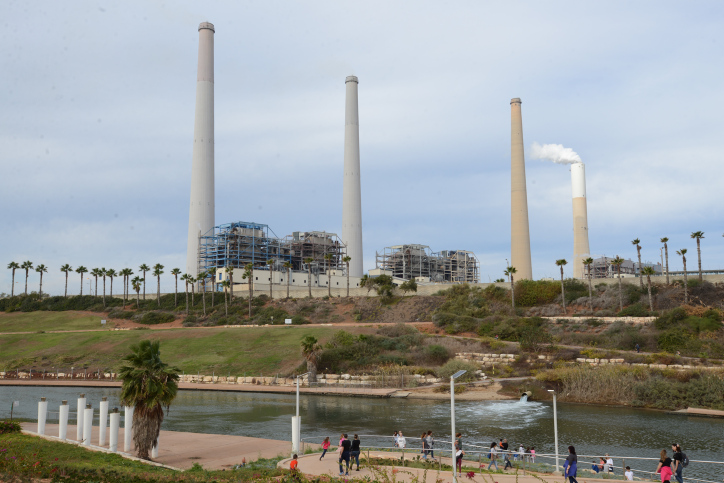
[107,269,117,300]
[206,267,216,307]
[690,231,704,281]
[220,280,230,316]
[139,264,150,300]
[60,264,72,298]
[120,268,133,308]
[641,266,656,312]
[198,271,207,316]
[224,266,234,300]
[152,264,164,307]
[660,237,670,285]
[555,259,567,313]
[304,258,314,298]
[676,249,688,304]
[35,264,48,297]
[342,256,351,297]
[581,257,594,311]
[504,266,517,309]
[180,273,191,315]
[76,266,88,296]
[21,261,33,295]
[242,263,254,318]
[190,276,196,307]
[7,262,19,297]
[611,256,625,312]
[284,262,292,299]
[632,238,643,289]
[324,253,333,297]
[101,268,108,306]
[132,276,142,308]
[300,335,321,383]
[266,259,274,300]
[90,268,101,297]
[170,268,181,307]
[118,340,179,460]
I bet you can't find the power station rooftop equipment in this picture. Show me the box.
[374,244,480,283]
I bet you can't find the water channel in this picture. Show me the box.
[2,386,723,481]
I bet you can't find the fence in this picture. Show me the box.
[0,369,116,381]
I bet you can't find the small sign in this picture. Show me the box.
[101,320,106,325]
[13,401,19,407]
[284,318,292,325]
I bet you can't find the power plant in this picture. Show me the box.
[186,22,216,278]
[510,98,533,280]
[571,162,591,279]
[342,76,364,278]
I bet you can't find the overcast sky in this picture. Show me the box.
[2,1,723,295]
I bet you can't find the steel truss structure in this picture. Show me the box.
[374,244,480,283]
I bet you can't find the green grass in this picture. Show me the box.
[0,324,365,375]
[0,311,114,333]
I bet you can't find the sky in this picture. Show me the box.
[2,1,723,296]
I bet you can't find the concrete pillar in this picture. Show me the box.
[291,416,301,455]
[59,400,69,440]
[186,22,216,277]
[342,75,364,277]
[510,98,533,280]
[37,397,47,435]
[109,408,120,452]
[151,432,159,459]
[99,397,109,446]
[124,406,134,452]
[76,394,86,441]
[571,162,590,279]
[83,404,93,446]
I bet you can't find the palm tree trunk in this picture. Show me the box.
[11,269,16,297]
[637,248,644,290]
[560,267,566,313]
[94,277,98,298]
[64,272,69,298]
[174,275,178,307]
[683,259,688,304]
[224,288,228,316]
[136,291,140,308]
[248,276,253,318]
[646,275,653,312]
[202,279,206,316]
[664,244,670,285]
[39,272,44,297]
[269,268,273,300]
[287,268,291,299]
[24,269,29,295]
[211,280,215,308]
[102,277,106,307]
[346,262,350,297]
[618,267,623,312]
[143,273,146,300]
[587,267,593,311]
[510,275,515,310]
[191,284,195,307]
[696,239,702,281]
[308,267,312,298]
[79,274,84,296]
[229,272,234,300]
[328,270,331,298]
[110,278,113,299]
[185,282,189,315]
[157,276,161,307]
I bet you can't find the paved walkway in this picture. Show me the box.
[21,423,296,470]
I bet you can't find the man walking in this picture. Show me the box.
[672,444,684,483]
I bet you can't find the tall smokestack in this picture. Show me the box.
[186,22,215,277]
[571,162,590,279]
[342,76,363,277]
[510,98,533,280]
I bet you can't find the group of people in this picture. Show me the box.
[318,434,362,476]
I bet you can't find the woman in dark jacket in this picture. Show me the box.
[350,434,361,471]
[564,445,578,483]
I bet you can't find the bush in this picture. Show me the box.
[657,330,689,353]
[435,360,478,382]
[617,303,649,317]
[0,420,21,434]
[425,345,452,364]
[138,311,176,325]
[514,280,561,307]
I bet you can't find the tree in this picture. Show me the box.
[676,249,688,304]
[360,274,372,295]
[266,259,274,300]
[76,266,88,296]
[120,268,133,308]
[21,261,33,295]
[220,280,230,316]
[90,268,101,297]
[35,264,48,297]
[300,335,321,383]
[118,340,179,460]
[690,231,704,281]
[132,276,142,308]
[324,253,333,297]
[242,263,254,318]
[107,269,117,299]
[399,277,418,297]
[582,257,594,311]
[198,271,207,316]
[342,256,351,297]
[555,259,567,313]
[60,264,72,298]
[284,262,292,299]
[504,266,517,309]
[206,267,216,308]
[660,237,670,285]
[641,266,656,312]
[190,276,196,307]
[224,266,234,300]
[139,264,150,300]
[611,256,625,312]
[7,262,19,297]
[304,258,314,298]
[632,238,643,289]
[101,268,108,307]
[180,273,191,315]
[170,268,181,307]
[152,264,164,307]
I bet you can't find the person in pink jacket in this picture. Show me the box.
[320,437,331,460]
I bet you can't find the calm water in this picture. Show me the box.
[2,386,723,481]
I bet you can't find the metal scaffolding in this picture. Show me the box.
[374,244,480,283]
[283,231,347,274]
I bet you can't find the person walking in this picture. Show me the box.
[421,433,428,459]
[504,451,513,470]
[656,449,673,483]
[564,446,578,483]
[455,432,464,477]
[530,446,536,463]
[672,444,684,483]
[488,442,499,471]
[320,437,331,460]
[426,431,435,460]
[398,431,407,449]
[338,434,351,476]
[350,434,361,471]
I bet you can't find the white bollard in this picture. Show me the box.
[76,394,86,441]
[151,432,159,459]
[83,404,93,446]
[124,406,134,452]
[98,397,109,446]
[59,400,69,440]
[37,397,48,435]
[109,408,120,452]
[291,416,301,455]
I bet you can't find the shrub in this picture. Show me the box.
[657,330,689,353]
[434,384,467,394]
[435,360,478,381]
[377,323,419,338]
[425,345,452,364]
[514,280,561,307]
[138,311,176,325]
[0,420,21,434]
[519,326,553,353]
[617,303,649,317]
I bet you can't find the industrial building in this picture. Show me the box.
[587,256,662,279]
[371,244,480,284]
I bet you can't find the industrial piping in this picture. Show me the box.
[510,98,533,280]
[571,162,590,279]
[342,76,364,277]
[186,22,216,277]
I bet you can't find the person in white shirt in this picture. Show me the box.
[397,431,406,449]
[606,454,614,474]
[518,444,525,461]
[625,466,634,480]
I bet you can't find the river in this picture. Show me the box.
[2,386,722,481]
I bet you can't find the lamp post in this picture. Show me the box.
[292,372,310,455]
[450,370,467,483]
[548,389,559,472]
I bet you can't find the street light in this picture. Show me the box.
[450,369,467,483]
[292,372,311,455]
[548,389,559,472]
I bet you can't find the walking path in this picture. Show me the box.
[21,423,296,470]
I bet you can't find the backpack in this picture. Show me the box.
[681,453,689,468]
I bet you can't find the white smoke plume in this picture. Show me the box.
[529,142,582,165]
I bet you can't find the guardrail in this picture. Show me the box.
[0,369,116,381]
